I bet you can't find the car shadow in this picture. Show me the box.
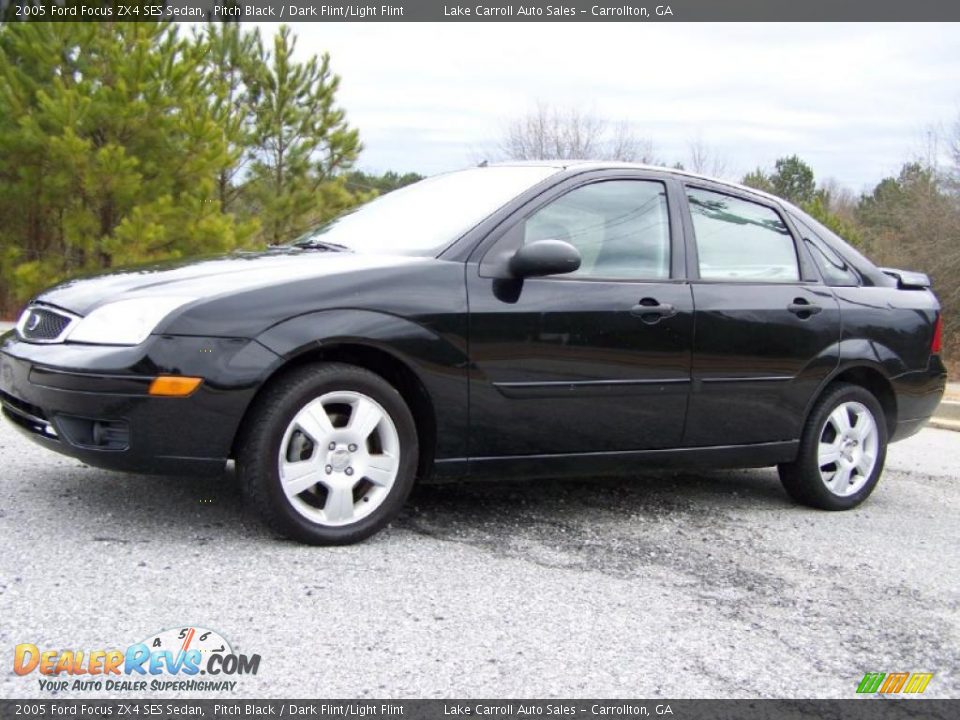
[33,461,790,546]
[31,462,266,543]
[399,466,789,534]
[392,468,799,590]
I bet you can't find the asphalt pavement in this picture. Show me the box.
[0,414,958,700]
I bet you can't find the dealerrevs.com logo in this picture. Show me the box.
[14,626,261,693]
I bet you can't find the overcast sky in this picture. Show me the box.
[252,22,959,192]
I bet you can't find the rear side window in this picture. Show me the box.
[687,188,799,282]
[791,215,860,286]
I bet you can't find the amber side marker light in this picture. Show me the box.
[148,376,203,397]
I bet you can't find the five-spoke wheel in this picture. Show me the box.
[278,391,401,527]
[779,382,888,510]
[815,401,880,498]
[238,363,418,545]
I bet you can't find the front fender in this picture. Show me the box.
[255,309,470,459]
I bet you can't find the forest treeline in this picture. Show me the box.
[0,21,401,314]
[1,22,956,366]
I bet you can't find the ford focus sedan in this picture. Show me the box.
[0,163,946,544]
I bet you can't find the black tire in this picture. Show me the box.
[778,382,888,510]
[237,362,419,545]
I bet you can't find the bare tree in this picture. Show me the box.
[686,137,731,178]
[949,114,960,192]
[498,102,655,163]
[608,120,656,164]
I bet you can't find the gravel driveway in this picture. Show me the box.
[0,417,957,699]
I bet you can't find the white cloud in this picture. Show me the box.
[253,21,960,190]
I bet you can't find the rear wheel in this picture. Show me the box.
[778,382,888,510]
[238,363,418,544]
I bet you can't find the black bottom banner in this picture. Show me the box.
[0,700,957,720]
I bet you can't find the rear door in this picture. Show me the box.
[681,185,841,446]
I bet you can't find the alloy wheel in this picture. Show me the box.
[277,391,400,526]
[816,400,879,497]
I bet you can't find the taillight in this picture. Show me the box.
[931,314,943,355]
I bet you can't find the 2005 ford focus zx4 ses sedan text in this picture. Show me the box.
[0,163,947,544]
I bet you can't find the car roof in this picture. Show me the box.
[488,159,789,207]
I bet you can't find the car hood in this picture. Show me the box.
[35,249,423,316]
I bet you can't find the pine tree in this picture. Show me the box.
[741,168,775,194]
[192,22,261,217]
[770,155,816,205]
[0,22,242,309]
[0,22,369,315]
[245,25,363,245]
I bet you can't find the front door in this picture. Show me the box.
[467,177,694,458]
[681,185,841,446]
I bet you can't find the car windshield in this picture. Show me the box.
[291,165,560,255]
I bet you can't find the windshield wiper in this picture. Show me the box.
[290,239,351,252]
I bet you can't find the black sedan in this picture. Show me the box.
[0,162,946,544]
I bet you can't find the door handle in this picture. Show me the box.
[787,298,822,318]
[630,298,676,324]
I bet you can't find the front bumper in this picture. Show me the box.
[0,331,280,476]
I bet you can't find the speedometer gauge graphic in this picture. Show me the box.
[138,626,232,666]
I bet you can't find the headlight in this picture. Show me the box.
[66,297,197,346]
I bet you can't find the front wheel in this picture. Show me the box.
[778,382,888,510]
[237,363,419,544]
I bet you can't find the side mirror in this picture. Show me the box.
[509,239,581,278]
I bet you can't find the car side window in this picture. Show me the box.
[790,214,860,286]
[687,187,799,282]
[522,180,670,280]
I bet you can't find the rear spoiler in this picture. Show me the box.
[880,267,931,290]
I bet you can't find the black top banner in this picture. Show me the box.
[2,0,960,22]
